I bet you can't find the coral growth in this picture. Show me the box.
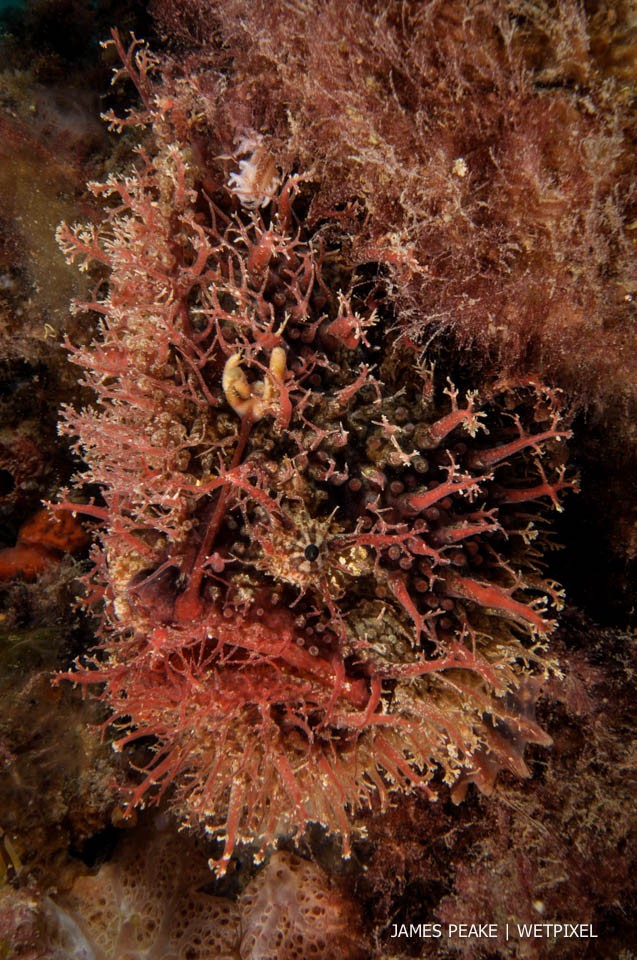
[56,34,574,871]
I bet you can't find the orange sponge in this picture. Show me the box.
[0,508,89,581]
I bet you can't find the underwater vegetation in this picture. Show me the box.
[55,30,576,871]
[148,0,637,619]
[0,1,635,958]
[149,0,636,407]
[354,617,636,960]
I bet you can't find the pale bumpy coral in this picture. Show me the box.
[56,35,574,871]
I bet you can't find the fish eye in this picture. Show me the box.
[304,543,320,562]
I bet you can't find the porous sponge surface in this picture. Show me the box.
[51,832,365,960]
[239,851,365,960]
[59,826,240,960]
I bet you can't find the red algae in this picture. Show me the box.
[55,34,576,872]
[151,0,636,411]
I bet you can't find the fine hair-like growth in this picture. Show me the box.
[57,34,574,872]
[151,0,637,409]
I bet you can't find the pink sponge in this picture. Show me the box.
[239,851,366,960]
[57,824,240,959]
[43,828,366,960]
